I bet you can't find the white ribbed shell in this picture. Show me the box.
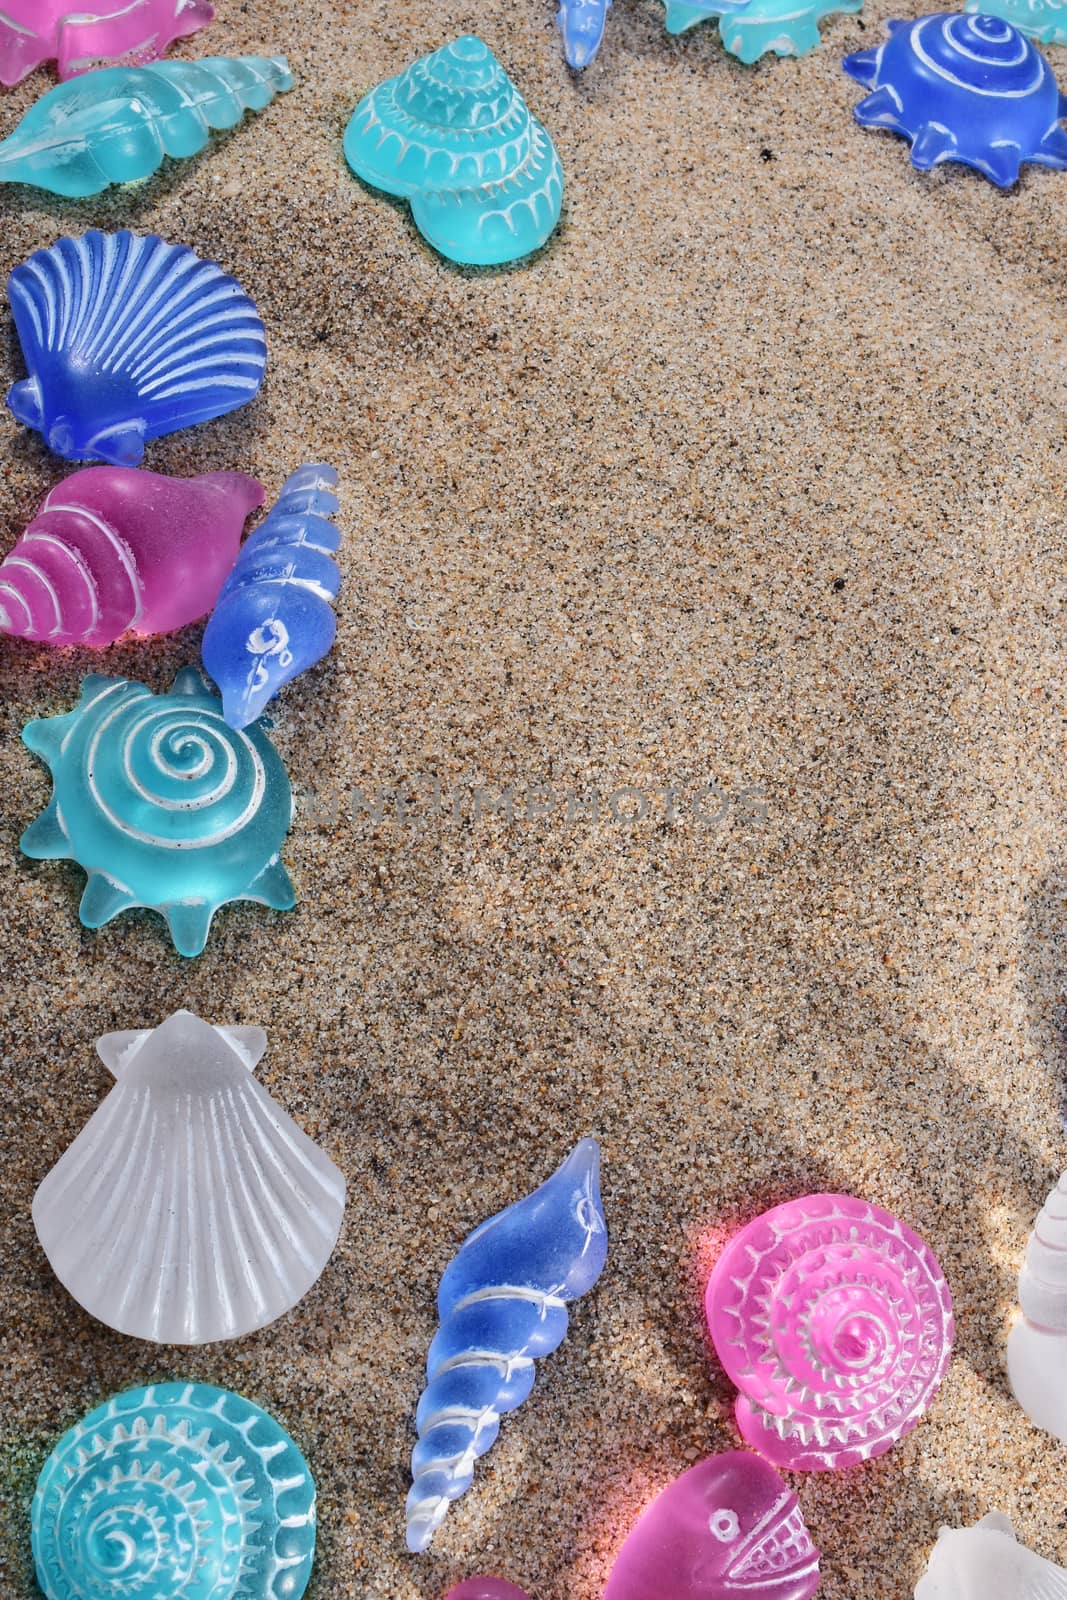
[1007,1172,1067,1443]
[32,1010,345,1344]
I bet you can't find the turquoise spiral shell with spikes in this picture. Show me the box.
[843,13,1067,187]
[0,55,292,199]
[343,35,563,266]
[20,666,295,956]
[32,1381,316,1600]
[964,0,1067,44]
[665,0,859,60]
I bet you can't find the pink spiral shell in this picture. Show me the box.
[705,1193,954,1471]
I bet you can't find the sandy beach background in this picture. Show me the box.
[0,0,1065,1595]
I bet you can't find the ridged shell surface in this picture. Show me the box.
[406,1140,607,1551]
[6,230,267,465]
[1007,1171,1067,1442]
[964,0,1067,45]
[202,464,341,729]
[0,466,263,647]
[343,35,563,266]
[665,0,859,57]
[31,1381,315,1600]
[20,666,295,957]
[0,0,214,87]
[705,1192,954,1471]
[0,56,292,199]
[915,1512,1067,1600]
[843,13,1067,187]
[33,1010,345,1343]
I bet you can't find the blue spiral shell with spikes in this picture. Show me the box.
[406,1140,607,1552]
[201,464,341,730]
[20,666,295,957]
[32,1381,316,1600]
[843,13,1067,187]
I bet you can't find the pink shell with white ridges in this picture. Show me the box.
[705,1193,954,1471]
[0,0,214,88]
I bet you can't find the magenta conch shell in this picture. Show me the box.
[602,1451,820,1600]
[0,0,214,87]
[0,466,263,647]
[1007,1171,1067,1443]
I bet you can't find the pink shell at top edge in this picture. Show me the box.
[0,0,215,87]
[705,1193,954,1472]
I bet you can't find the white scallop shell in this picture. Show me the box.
[915,1513,1067,1599]
[32,1010,346,1344]
[1007,1171,1067,1442]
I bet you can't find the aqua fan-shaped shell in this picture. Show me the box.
[6,230,267,465]
[20,666,295,957]
[0,57,292,200]
[202,464,341,729]
[32,1381,315,1600]
[343,35,563,267]
[843,14,1067,187]
[964,0,1067,45]
[665,0,859,58]
[0,0,215,88]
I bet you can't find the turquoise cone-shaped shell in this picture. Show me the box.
[964,0,1067,44]
[665,0,860,55]
[32,1381,316,1600]
[0,56,292,198]
[343,35,563,266]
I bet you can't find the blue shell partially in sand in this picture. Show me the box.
[843,13,1067,186]
[558,0,612,67]
[343,35,563,266]
[32,1382,316,1600]
[6,230,266,465]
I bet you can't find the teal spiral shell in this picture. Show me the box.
[20,666,295,956]
[32,1382,316,1600]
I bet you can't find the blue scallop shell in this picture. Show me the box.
[558,0,612,67]
[666,0,859,57]
[20,665,295,957]
[964,0,1067,44]
[843,13,1067,186]
[32,1381,316,1600]
[201,464,341,729]
[406,1140,607,1552]
[343,36,563,266]
[6,230,267,465]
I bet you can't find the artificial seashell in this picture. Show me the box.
[6,229,267,466]
[705,1192,954,1471]
[0,56,292,199]
[32,1381,316,1600]
[603,1451,820,1600]
[447,1583,530,1600]
[843,14,1067,188]
[558,0,612,68]
[965,0,1067,45]
[915,1511,1067,1599]
[20,666,295,956]
[0,0,214,88]
[0,465,263,647]
[201,463,341,729]
[33,1010,345,1343]
[1007,1171,1067,1441]
[343,35,563,267]
[407,1139,608,1552]
[664,0,858,59]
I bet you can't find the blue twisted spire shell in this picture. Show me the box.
[0,56,292,198]
[32,1381,316,1600]
[665,0,859,58]
[406,1139,607,1552]
[557,0,612,68]
[964,0,1067,44]
[202,463,341,729]
[6,230,266,465]
[20,666,295,957]
[343,35,563,266]
[843,13,1067,186]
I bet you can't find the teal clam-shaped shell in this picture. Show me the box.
[0,56,292,199]
[20,666,295,957]
[343,35,563,266]
[32,1381,316,1600]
